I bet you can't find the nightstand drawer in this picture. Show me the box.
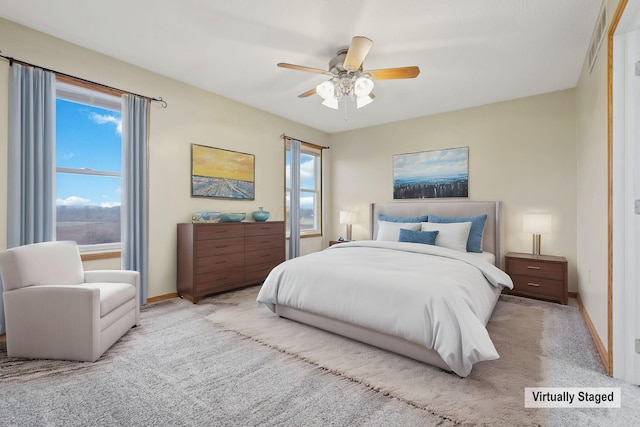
[506,258,564,280]
[511,274,564,299]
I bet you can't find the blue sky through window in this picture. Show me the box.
[56,98,122,207]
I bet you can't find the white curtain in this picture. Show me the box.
[1,64,56,334]
[288,138,301,258]
[121,94,149,305]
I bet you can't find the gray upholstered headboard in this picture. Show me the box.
[371,200,503,267]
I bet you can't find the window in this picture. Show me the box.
[55,81,122,251]
[285,141,322,237]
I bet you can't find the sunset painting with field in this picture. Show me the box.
[191,144,255,199]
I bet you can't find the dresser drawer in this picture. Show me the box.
[245,262,278,284]
[196,224,244,240]
[245,235,285,252]
[245,248,284,266]
[510,274,564,299]
[245,222,284,237]
[506,258,564,280]
[195,268,245,292]
[195,252,244,274]
[196,238,244,256]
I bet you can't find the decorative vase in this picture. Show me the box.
[252,207,270,222]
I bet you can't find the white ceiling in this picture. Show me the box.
[0,0,603,134]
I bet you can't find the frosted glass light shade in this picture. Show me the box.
[321,98,339,109]
[354,76,374,97]
[356,95,373,109]
[523,214,552,234]
[316,80,335,100]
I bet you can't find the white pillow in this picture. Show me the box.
[376,221,421,241]
[421,221,472,252]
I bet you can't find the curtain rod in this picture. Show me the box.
[281,133,329,149]
[0,52,167,108]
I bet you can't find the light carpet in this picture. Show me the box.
[0,292,453,427]
[206,286,640,427]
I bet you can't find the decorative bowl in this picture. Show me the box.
[252,207,270,222]
[218,213,246,222]
[192,211,220,222]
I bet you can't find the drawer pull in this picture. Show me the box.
[527,282,541,287]
[526,265,541,270]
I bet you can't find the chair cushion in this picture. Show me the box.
[79,282,137,317]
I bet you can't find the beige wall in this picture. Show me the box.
[328,89,578,290]
[0,18,329,298]
[575,0,622,357]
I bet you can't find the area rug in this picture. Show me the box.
[206,287,640,427]
[0,297,450,427]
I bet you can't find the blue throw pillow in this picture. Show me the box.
[428,214,487,253]
[378,214,428,223]
[398,228,439,246]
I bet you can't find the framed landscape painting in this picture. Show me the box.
[191,144,255,200]
[393,147,469,199]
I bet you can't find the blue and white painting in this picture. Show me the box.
[393,147,469,199]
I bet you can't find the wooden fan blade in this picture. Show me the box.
[343,36,373,71]
[298,88,317,98]
[366,66,420,80]
[277,63,328,75]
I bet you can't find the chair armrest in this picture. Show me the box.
[84,270,139,286]
[84,270,140,324]
[4,285,102,361]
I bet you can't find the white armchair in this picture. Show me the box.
[0,241,139,362]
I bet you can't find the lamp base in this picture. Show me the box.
[346,224,352,241]
[532,234,541,256]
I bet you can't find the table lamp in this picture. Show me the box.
[523,214,552,256]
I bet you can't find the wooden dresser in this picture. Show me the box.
[177,221,285,303]
[504,252,568,305]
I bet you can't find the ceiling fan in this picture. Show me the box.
[277,36,420,110]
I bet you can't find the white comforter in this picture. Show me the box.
[256,240,514,377]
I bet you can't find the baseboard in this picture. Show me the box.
[146,292,179,304]
[576,292,610,375]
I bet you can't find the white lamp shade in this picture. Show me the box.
[316,80,335,100]
[321,98,339,109]
[339,211,356,224]
[354,76,374,97]
[356,95,373,109]
[523,214,552,234]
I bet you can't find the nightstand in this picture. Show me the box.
[329,240,350,247]
[504,252,568,305]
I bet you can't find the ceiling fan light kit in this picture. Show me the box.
[278,36,420,115]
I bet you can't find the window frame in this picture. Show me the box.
[55,78,123,255]
[285,140,323,238]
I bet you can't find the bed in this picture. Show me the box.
[256,200,513,377]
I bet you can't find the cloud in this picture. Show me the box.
[100,202,121,208]
[90,112,122,134]
[56,196,120,208]
[56,196,93,206]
